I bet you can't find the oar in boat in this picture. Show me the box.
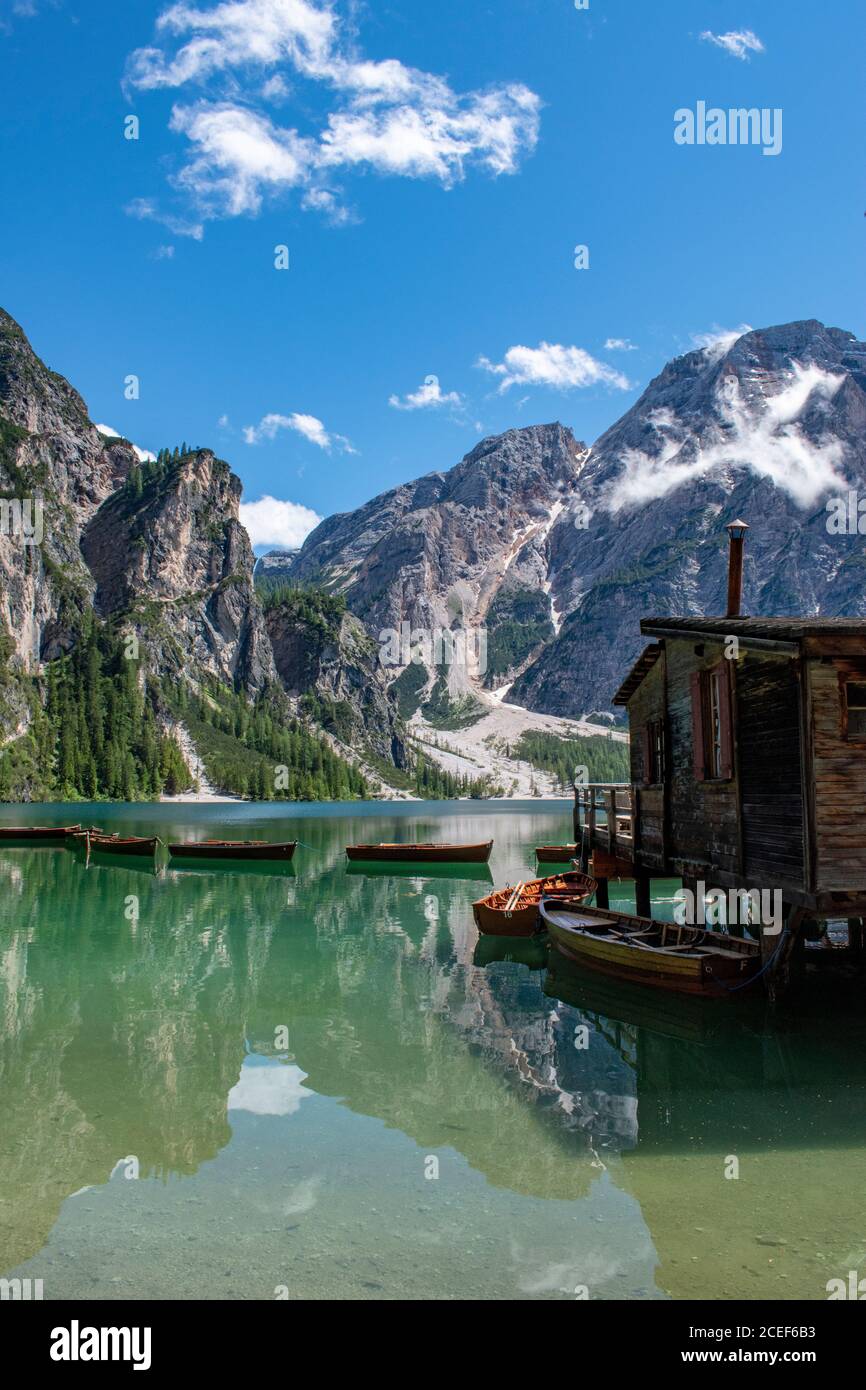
[503,882,525,915]
[472,870,597,938]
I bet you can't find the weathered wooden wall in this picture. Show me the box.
[810,657,866,892]
[627,654,666,870]
[623,628,866,909]
[665,638,740,880]
[737,654,805,890]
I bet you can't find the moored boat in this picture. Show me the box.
[168,839,297,862]
[540,898,762,998]
[346,841,493,863]
[535,844,579,863]
[66,826,106,842]
[85,833,160,858]
[0,824,82,841]
[472,869,597,937]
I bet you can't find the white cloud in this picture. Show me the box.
[316,82,540,184]
[239,494,322,547]
[127,0,336,89]
[691,324,752,361]
[125,0,540,228]
[0,0,37,31]
[169,102,314,216]
[604,337,638,352]
[478,342,631,393]
[125,195,204,240]
[261,73,291,103]
[700,29,765,61]
[605,364,848,514]
[389,375,463,411]
[242,410,354,452]
[300,184,354,224]
[95,424,157,463]
[151,244,176,259]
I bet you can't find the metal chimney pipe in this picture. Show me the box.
[725,520,749,618]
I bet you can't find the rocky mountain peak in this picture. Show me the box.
[0,307,133,522]
[0,307,96,442]
[512,318,866,717]
[285,420,587,626]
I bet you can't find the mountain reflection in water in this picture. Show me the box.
[0,803,864,1300]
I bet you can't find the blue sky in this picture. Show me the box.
[0,0,862,549]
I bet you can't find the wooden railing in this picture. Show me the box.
[573,782,634,868]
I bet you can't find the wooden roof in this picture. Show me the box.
[640,617,866,640]
[613,617,866,704]
[612,643,662,706]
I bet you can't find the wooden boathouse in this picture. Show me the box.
[575,521,866,971]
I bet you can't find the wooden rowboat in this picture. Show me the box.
[472,869,597,937]
[535,844,579,863]
[540,898,762,998]
[168,839,297,862]
[84,833,160,858]
[0,824,82,841]
[346,841,493,864]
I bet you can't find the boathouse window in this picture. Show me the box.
[644,718,665,784]
[690,664,733,781]
[845,682,866,738]
[707,670,723,776]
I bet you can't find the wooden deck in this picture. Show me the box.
[573,783,636,878]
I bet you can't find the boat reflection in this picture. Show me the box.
[345,860,493,883]
[472,933,548,971]
[167,858,297,879]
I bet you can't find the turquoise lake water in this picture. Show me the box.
[1,800,865,1301]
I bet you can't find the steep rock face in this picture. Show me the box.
[265,601,406,767]
[0,310,136,705]
[511,321,866,715]
[284,422,588,696]
[0,308,131,518]
[0,308,403,783]
[0,310,276,716]
[81,450,276,693]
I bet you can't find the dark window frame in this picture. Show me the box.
[844,680,866,740]
[705,668,724,780]
[691,661,734,783]
[645,717,666,785]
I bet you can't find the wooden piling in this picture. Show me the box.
[635,872,651,918]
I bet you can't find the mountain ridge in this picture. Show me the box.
[0,309,410,800]
[511,318,866,714]
[3,307,864,799]
[262,317,866,721]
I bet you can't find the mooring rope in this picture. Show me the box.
[706,927,791,994]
